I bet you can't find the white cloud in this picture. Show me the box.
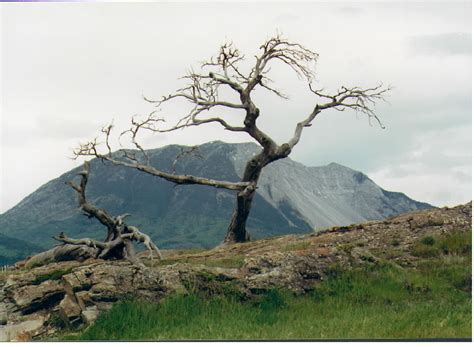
[368,126,472,207]
[1,2,471,212]
[407,33,471,56]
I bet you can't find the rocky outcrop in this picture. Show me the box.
[0,260,246,341]
[0,202,470,341]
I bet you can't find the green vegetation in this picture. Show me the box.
[411,243,440,258]
[32,268,73,285]
[282,241,312,252]
[438,231,471,255]
[0,233,42,266]
[58,230,472,340]
[390,238,401,247]
[179,270,245,300]
[154,255,244,269]
[336,243,354,253]
[199,257,245,268]
[411,231,471,258]
[420,235,436,246]
[66,251,471,340]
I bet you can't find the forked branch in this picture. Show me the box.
[286,84,391,149]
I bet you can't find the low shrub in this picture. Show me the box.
[411,243,439,258]
[412,231,471,258]
[437,231,471,256]
[420,236,436,246]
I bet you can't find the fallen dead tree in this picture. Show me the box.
[24,161,162,269]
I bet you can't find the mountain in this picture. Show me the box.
[0,235,42,267]
[0,141,432,264]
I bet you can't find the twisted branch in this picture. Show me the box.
[286,84,391,149]
[56,161,163,266]
[140,34,318,140]
[73,123,250,191]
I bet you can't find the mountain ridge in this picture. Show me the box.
[0,141,432,264]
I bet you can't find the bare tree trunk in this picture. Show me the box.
[223,151,267,243]
[223,144,292,244]
[224,192,255,243]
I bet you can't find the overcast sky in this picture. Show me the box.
[1,1,471,213]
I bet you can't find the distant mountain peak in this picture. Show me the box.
[327,162,343,167]
[0,141,432,265]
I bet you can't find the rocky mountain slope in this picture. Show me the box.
[0,141,432,264]
[0,202,470,341]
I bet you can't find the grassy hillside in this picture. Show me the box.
[67,230,471,340]
[0,234,42,266]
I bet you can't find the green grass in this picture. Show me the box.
[282,241,312,252]
[32,268,73,285]
[438,231,471,255]
[65,254,471,341]
[154,255,244,269]
[411,231,471,258]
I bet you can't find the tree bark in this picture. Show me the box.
[224,192,255,243]
[224,150,266,243]
[224,157,262,242]
[223,144,292,244]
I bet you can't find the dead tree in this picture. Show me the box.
[75,34,389,245]
[25,161,162,268]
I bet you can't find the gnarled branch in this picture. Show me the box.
[286,84,391,150]
[49,162,165,267]
[66,161,116,230]
[123,226,162,260]
[53,232,106,250]
[73,125,250,191]
[138,34,318,152]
